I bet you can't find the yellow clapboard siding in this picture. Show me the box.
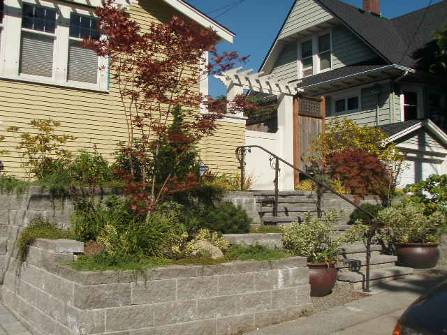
[0,0,246,178]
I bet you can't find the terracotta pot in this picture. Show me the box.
[308,263,337,297]
[396,244,440,269]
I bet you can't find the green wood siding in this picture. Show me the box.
[271,43,298,82]
[332,26,377,69]
[279,0,333,39]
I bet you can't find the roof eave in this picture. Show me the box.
[162,0,235,43]
[384,119,447,147]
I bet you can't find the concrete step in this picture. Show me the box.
[255,196,317,204]
[259,205,317,214]
[337,266,414,290]
[0,238,7,255]
[337,254,397,270]
[338,243,382,256]
[261,216,303,225]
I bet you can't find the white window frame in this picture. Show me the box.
[0,0,108,92]
[399,85,424,121]
[298,29,332,79]
[330,89,361,115]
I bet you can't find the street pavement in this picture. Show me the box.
[246,269,447,335]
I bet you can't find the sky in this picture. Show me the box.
[186,0,442,97]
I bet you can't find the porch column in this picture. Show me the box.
[227,83,245,118]
[277,94,295,190]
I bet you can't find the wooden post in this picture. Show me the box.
[293,96,301,185]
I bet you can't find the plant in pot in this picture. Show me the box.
[377,202,446,269]
[282,211,361,297]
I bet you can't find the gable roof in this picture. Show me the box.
[261,0,446,74]
[162,0,234,43]
[380,119,447,147]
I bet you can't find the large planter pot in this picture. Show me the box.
[396,244,440,269]
[308,263,337,297]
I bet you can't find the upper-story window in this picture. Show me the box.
[20,3,56,78]
[301,39,313,77]
[0,0,107,91]
[0,0,4,23]
[299,31,332,79]
[318,34,331,71]
[68,13,99,84]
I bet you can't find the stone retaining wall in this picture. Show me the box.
[1,239,311,335]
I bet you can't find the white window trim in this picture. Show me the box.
[0,0,108,92]
[300,38,313,78]
[400,85,424,121]
[298,29,333,79]
[330,88,361,115]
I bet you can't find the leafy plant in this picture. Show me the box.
[0,175,30,194]
[185,202,252,235]
[18,217,74,261]
[281,211,361,264]
[70,150,114,191]
[377,203,447,245]
[330,149,394,204]
[225,244,290,261]
[204,173,253,191]
[8,119,75,179]
[349,203,384,225]
[97,201,188,259]
[404,174,447,215]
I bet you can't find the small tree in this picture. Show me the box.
[7,119,75,179]
[88,0,248,214]
[307,119,404,202]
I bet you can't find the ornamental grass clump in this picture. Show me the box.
[377,202,447,245]
[282,211,363,264]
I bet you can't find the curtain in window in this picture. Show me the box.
[67,40,98,84]
[20,32,54,77]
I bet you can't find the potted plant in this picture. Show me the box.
[377,203,446,269]
[281,211,360,297]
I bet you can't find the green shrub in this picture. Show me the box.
[70,150,114,190]
[225,244,290,261]
[404,174,447,215]
[0,175,30,194]
[349,203,384,224]
[185,202,252,234]
[97,201,188,259]
[71,196,136,242]
[377,202,446,245]
[282,211,362,264]
[18,217,74,261]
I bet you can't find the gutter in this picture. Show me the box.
[297,64,415,91]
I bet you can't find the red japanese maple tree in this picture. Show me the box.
[88,0,248,213]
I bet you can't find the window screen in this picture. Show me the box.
[67,40,98,83]
[20,31,54,77]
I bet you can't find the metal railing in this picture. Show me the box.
[236,145,379,292]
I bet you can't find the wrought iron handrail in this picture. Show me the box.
[235,144,379,292]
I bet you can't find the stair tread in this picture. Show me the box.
[339,243,382,254]
[337,266,414,283]
[337,254,397,268]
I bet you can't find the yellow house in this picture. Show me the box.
[0,0,246,177]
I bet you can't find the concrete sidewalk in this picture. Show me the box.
[246,270,447,335]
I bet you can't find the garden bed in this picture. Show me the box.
[2,239,312,335]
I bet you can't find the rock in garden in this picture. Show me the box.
[189,240,224,259]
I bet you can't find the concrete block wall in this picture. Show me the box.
[0,187,74,285]
[2,239,311,335]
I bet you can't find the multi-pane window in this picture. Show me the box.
[335,96,359,114]
[0,0,4,23]
[20,4,56,78]
[318,34,331,71]
[301,40,313,77]
[68,13,99,84]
